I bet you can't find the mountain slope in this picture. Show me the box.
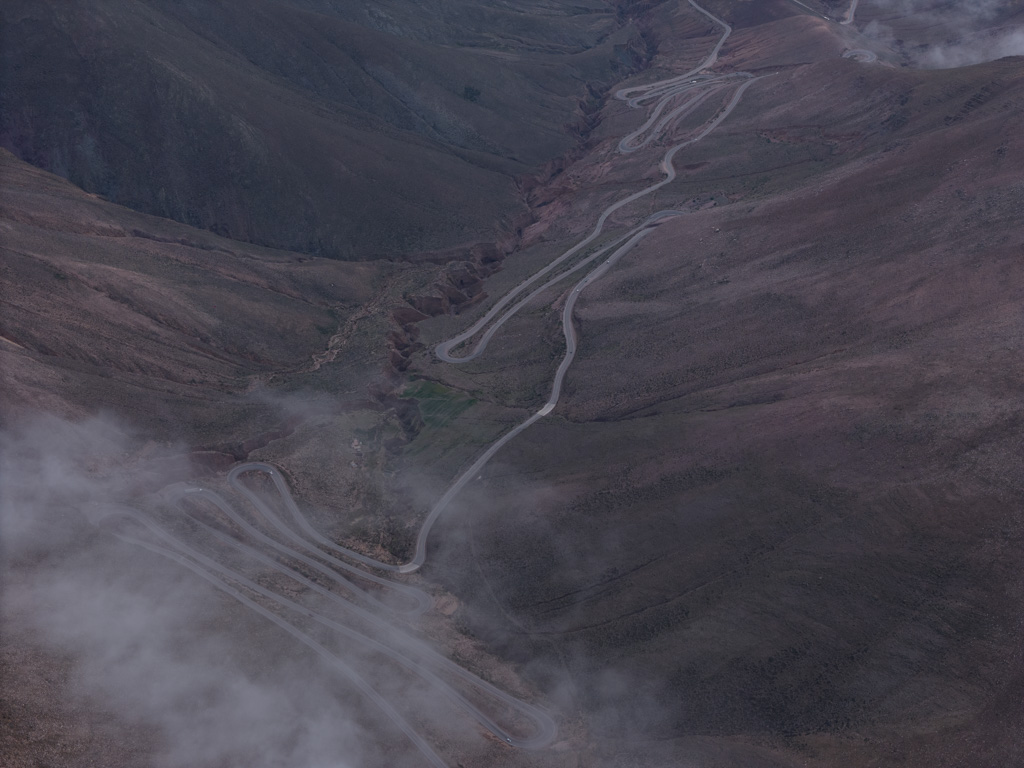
[404,6,1024,766]
[6,0,1024,766]
[0,148,385,440]
[0,0,646,258]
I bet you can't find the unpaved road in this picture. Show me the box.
[108,2,774,765]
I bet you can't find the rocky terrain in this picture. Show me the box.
[4,0,1024,767]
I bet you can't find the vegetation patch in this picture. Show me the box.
[400,379,476,429]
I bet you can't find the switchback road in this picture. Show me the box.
[108,2,773,765]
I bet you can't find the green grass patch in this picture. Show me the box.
[401,379,476,429]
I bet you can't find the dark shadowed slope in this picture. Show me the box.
[0,0,647,258]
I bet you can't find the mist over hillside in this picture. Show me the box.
[4,1,1024,767]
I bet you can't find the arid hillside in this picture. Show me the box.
[4,1,1024,767]
[402,3,1024,766]
[0,149,389,439]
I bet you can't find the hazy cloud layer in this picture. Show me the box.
[1,408,554,767]
[918,27,1024,67]
[1,415,369,767]
[864,0,1024,67]
[874,0,1011,20]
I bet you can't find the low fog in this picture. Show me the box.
[918,27,1024,68]
[865,0,1024,67]
[1,415,368,766]
[0,412,552,767]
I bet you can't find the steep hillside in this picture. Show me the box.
[0,0,647,258]
[5,0,1024,767]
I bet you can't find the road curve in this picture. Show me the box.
[109,3,767,764]
[108,499,557,753]
[435,212,680,365]
[172,484,432,615]
[842,48,877,63]
[226,464,406,573]
[842,0,859,25]
[615,0,733,102]
[113,527,451,768]
[619,79,732,154]
[425,77,767,578]
[438,75,766,368]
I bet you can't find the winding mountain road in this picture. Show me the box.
[106,499,556,754]
[842,0,860,25]
[843,48,878,63]
[619,76,745,154]
[107,2,776,765]
[616,0,732,105]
